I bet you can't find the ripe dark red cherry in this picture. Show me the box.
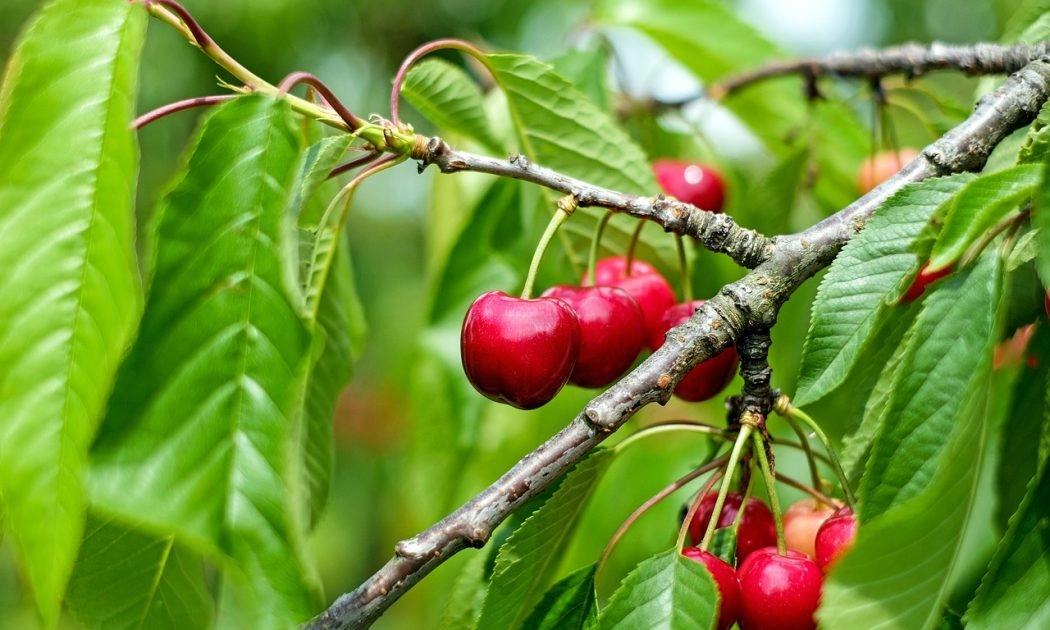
[653,159,727,213]
[540,285,646,388]
[587,256,676,340]
[738,547,823,630]
[688,493,776,563]
[814,507,858,572]
[902,262,952,302]
[649,301,740,402]
[783,499,837,559]
[681,547,741,630]
[460,291,580,409]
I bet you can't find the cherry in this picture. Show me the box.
[814,506,858,572]
[738,547,823,630]
[586,256,676,340]
[649,301,739,402]
[681,547,741,630]
[901,262,952,302]
[856,148,920,194]
[540,285,646,388]
[460,291,580,409]
[653,159,727,213]
[783,499,838,559]
[688,493,776,563]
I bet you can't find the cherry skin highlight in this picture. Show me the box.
[587,256,676,340]
[460,291,580,409]
[653,159,727,213]
[783,498,838,559]
[540,285,646,388]
[681,547,741,630]
[649,301,740,402]
[815,506,858,572]
[687,492,776,563]
[738,547,824,630]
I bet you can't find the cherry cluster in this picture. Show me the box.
[682,493,858,630]
[460,161,736,409]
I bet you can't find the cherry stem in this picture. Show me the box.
[776,472,842,509]
[780,412,823,493]
[773,438,833,467]
[596,454,729,586]
[276,71,366,130]
[587,211,615,287]
[624,220,645,278]
[699,424,754,551]
[520,197,576,299]
[675,234,693,302]
[778,400,857,510]
[390,38,489,126]
[614,421,729,454]
[750,426,786,555]
[133,94,237,129]
[677,468,725,551]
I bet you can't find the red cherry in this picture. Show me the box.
[857,148,920,194]
[587,256,676,340]
[681,547,741,630]
[653,159,727,213]
[783,499,838,559]
[814,507,858,572]
[649,301,739,402]
[688,493,776,563]
[738,547,823,630]
[460,291,580,409]
[540,285,646,388]
[902,262,952,302]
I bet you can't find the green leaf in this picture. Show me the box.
[477,449,613,630]
[293,135,353,231]
[1016,99,1050,165]
[484,52,676,273]
[1006,227,1040,271]
[599,549,718,630]
[0,0,145,624]
[965,459,1050,629]
[549,46,611,113]
[820,253,1002,630]
[440,551,489,630]
[522,564,598,630]
[88,96,319,628]
[402,58,502,152]
[67,514,213,630]
[1036,140,1050,288]
[794,175,973,406]
[929,165,1039,271]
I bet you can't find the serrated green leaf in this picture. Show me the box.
[477,449,613,630]
[599,549,718,630]
[929,165,1038,270]
[859,253,1002,517]
[67,514,213,630]
[549,46,611,113]
[294,135,353,230]
[1036,142,1050,287]
[88,96,319,628]
[0,0,146,624]
[1006,228,1040,270]
[965,458,1050,629]
[522,564,598,630]
[440,551,489,630]
[1016,99,1050,165]
[795,175,973,406]
[402,58,502,152]
[484,52,676,273]
[821,252,1002,630]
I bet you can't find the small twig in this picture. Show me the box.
[710,41,1050,99]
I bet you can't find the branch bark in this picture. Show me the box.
[306,57,1050,630]
[710,41,1050,98]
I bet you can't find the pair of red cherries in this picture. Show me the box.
[460,161,733,409]
[684,493,857,630]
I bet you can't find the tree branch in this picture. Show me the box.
[306,57,1050,630]
[710,41,1050,99]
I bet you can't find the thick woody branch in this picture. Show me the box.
[307,58,1050,630]
[416,140,775,268]
[711,41,1050,98]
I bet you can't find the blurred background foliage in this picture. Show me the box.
[0,0,1033,626]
